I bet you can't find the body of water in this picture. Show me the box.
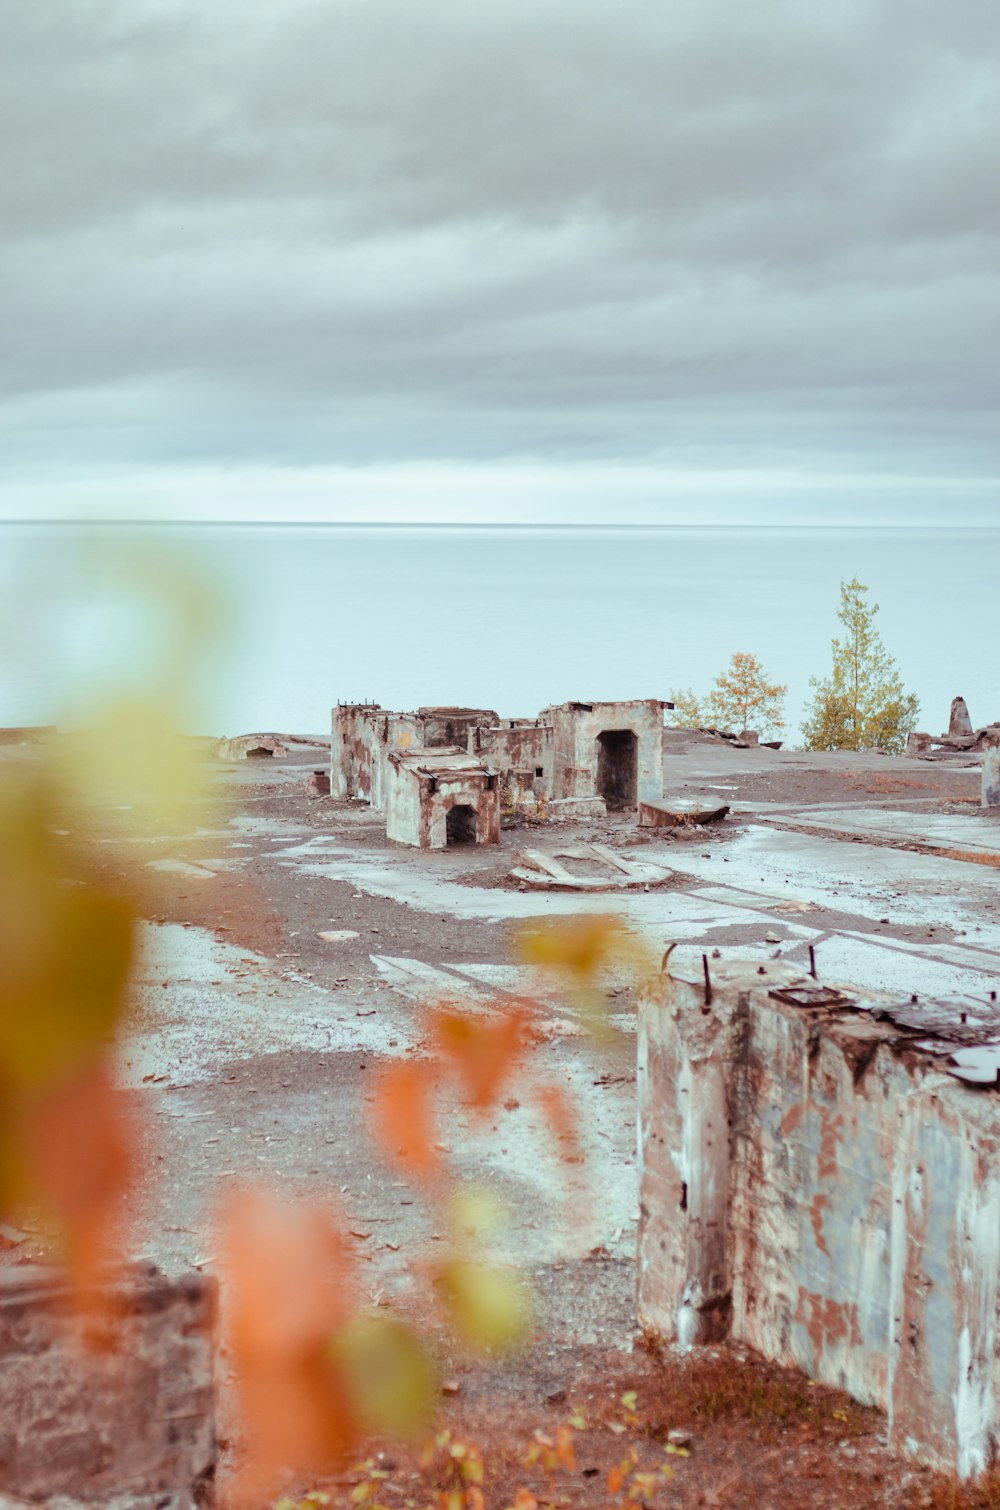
[2,523,996,743]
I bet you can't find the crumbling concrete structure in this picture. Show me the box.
[638,953,1000,1478]
[330,705,498,810]
[334,697,670,820]
[0,1265,216,1506]
[385,747,501,849]
[216,733,287,760]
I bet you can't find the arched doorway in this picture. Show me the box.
[446,804,478,844]
[596,729,638,808]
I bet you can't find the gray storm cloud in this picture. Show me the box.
[2,0,998,514]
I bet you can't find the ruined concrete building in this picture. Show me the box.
[638,953,1000,1478]
[331,698,668,844]
[385,747,501,849]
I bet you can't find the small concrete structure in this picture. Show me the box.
[216,733,287,760]
[0,1265,216,1506]
[331,705,498,810]
[384,747,501,849]
[637,953,1000,1477]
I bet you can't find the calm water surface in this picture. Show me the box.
[2,524,997,741]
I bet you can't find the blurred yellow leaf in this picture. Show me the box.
[331,1312,437,1440]
[435,1260,532,1355]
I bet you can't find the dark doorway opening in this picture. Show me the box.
[246,746,274,759]
[596,730,638,808]
[446,804,478,845]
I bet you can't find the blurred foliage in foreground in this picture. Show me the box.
[0,536,654,1504]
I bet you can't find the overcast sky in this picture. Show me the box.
[2,0,998,524]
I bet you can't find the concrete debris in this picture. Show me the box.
[546,796,607,822]
[306,768,331,797]
[638,953,1000,1478]
[511,841,671,890]
[908,697,1000,760]
[0,1265,216,1506]
[638,800,730,829]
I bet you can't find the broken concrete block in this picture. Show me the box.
[906,731,933,756]
[511,842,668,889]
[546,796,607,822]
[638,801,729,829]
[637,955,1000,1478]
[949,696,974,738]
[306,769,331,797]
[983,746,1000,808]
[0,1265,216,1507]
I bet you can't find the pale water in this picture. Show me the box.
[2,523,997,742]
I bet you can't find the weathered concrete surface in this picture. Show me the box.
[0,1266,216,1506]
[637,955,1000,1477]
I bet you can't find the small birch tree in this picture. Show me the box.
[802,577,919,754]
[667,687,703,728]
[706,652,786,737]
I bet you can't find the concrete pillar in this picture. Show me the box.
[983,746,1000,807]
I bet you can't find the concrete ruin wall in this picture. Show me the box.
[0,1265,216,1506]
[547,700,665,805]
[473,722,554,799]
[385,754,501,849]
[637,956,1000,1478]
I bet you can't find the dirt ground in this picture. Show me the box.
[6,733,1000,1509]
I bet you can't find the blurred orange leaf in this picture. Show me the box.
[371,1061,440,1181]
[534,1081,578,1151]
[28,1062,136,1294]
[608,1465,624,1494]
[219,1190,359,1503]
[432,1008,526,1112]
[555,1425,576,1471]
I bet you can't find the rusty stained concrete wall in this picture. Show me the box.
[0,1265,216,1506]
[637,956,1000,1478]
[473,721,553,797]
[384,751,501,849]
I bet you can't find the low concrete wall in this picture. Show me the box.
[637,956,1000,1477]
[0,1265,216,1507]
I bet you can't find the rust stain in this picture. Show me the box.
[809,1193,832,1258]
[795,1287,862,1354]
[817,1108,846,1181]
[781,1103,803,1137]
